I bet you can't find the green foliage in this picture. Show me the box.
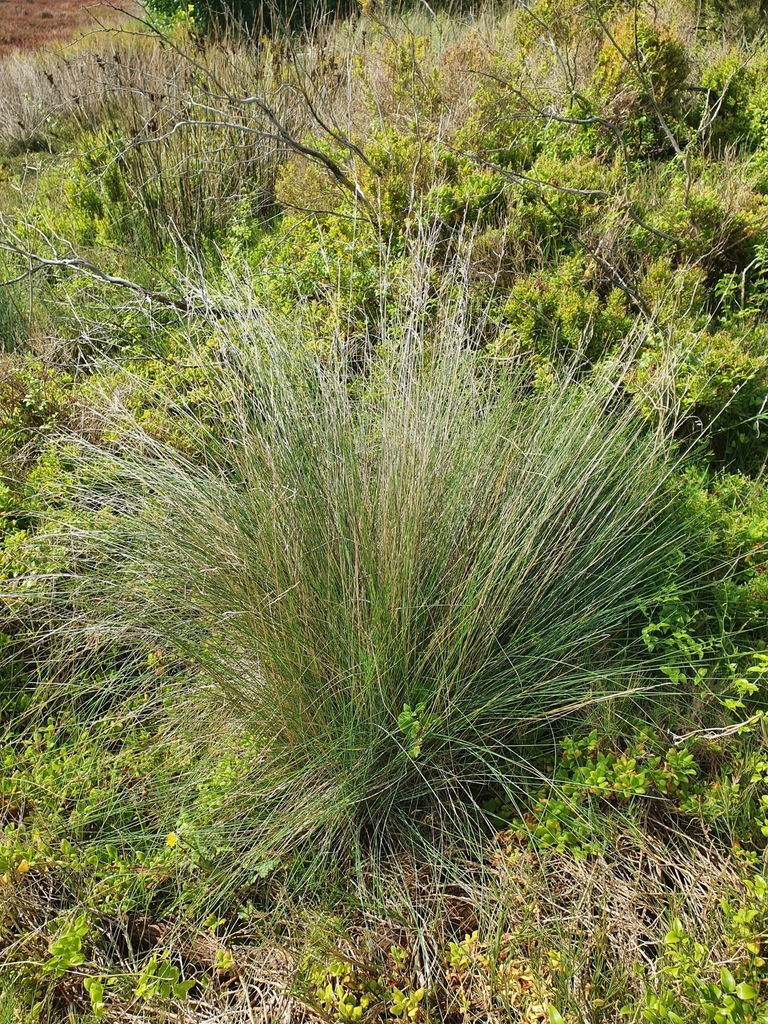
[304,953,386,1021]
[134,954,195,1001]
[301,931,559,1023]
[142,0,196,25]
[491,256,632,363]
[396,702,438,759]
[677,471,768,633]
[0,361,73,461]
[632,912,768,1023]
[229,207,388,347]
[143,0,355,33]
[43,915,89,979]
[699,55,760,153]
[60,127,242,252]
[452,67,542,171]
[502,728,701,859]
[83,977,105,1019]
[442,927,562,1021]
[594,13,690,154]
[697,0,768,41]
[516,0,623,53]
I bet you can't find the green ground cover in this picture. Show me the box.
[3,0,768,1020]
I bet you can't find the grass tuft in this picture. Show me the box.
[25,304,706,888]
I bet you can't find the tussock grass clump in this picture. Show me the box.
[33,317,703,878]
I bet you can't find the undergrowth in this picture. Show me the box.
[2,0,768,1020]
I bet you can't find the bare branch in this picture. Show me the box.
[0,241,235,319]
[88,6,375,214]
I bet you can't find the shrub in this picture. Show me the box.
[144,0,362,33]
[515,0,623,54]
[679,470,768,634]
[491,257,632,364]
[594,13,690,154]
[0,360,74,485]
[698,55,758,153]
[630,315,768,476]
[61,124,265,254]
[697,0,768,40]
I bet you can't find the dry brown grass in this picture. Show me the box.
[0,0,141,60]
